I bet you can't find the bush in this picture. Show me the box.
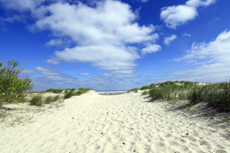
[0,60,33,105]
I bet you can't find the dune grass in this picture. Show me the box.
[30,95,43,106]
[45,88,64,93]
[30,94,62,106]
[64,88,90,99]
[139,80,230,112]
[44,95,60,104]
[127,88,139,93]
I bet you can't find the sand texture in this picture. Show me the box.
[1,91,230,153]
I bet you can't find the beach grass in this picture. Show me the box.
[30,95,43,106]
[139,80,230,112]
[127,88,139,93]
[64,88,90,99]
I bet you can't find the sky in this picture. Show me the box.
[0,0,230,91]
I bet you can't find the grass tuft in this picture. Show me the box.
[30,95,43,106]
[127,88,139,93]
[64,88,90,99]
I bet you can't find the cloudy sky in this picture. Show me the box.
[0,0,230,91]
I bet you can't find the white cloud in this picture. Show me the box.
[141,44,161,55]
[164,34,177,45]
[48,45,140,71]
[32,1,156,46]
[21,69,36,74]
[35,66,78,82]
[160,0,216,29]
[99,69,138,79]
[0,0,44,11]
[182,33,191,37]
[1,0,160,79]
[160,5,197,29]
[33,0,158,77]
[46,39,63,46]
[186,0,216,7]
[171,30,230,82]
[0,15,24,22]
[78,73,92,76]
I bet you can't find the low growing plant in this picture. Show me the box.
[30,95,43,106]
[127,88,139,93]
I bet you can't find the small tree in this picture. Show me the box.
[0,60,33,104]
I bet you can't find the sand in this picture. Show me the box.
[0,90,230,153]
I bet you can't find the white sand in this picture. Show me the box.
[0,91,230,153]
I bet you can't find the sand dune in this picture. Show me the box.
[0,91,230,153]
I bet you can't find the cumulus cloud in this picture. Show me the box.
[48,45,140,71]
[33,0,158,78]
[32,1,156,46]
[186,0,216,7]
[160,0,216,29]
[164,34,177,45]
[141,44,161,55]
[171,30,230,82]
[1,0,160,79]
[46,39,63,46]
[0,0,44,11]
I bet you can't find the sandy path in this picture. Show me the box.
[0,91,230,153]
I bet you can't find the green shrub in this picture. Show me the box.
[0,60,33,105]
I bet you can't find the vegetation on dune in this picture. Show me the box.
[45,88,64,93]
[140,86,150,90]
[0,60,33,105]
[30,95,43,106]
[64,88,90,99]
[30,94,61,106]
[44,95,60,104]
[127,88,139,93]
[137,80,230,112]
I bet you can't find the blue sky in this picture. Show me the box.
[0,0,230,91]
